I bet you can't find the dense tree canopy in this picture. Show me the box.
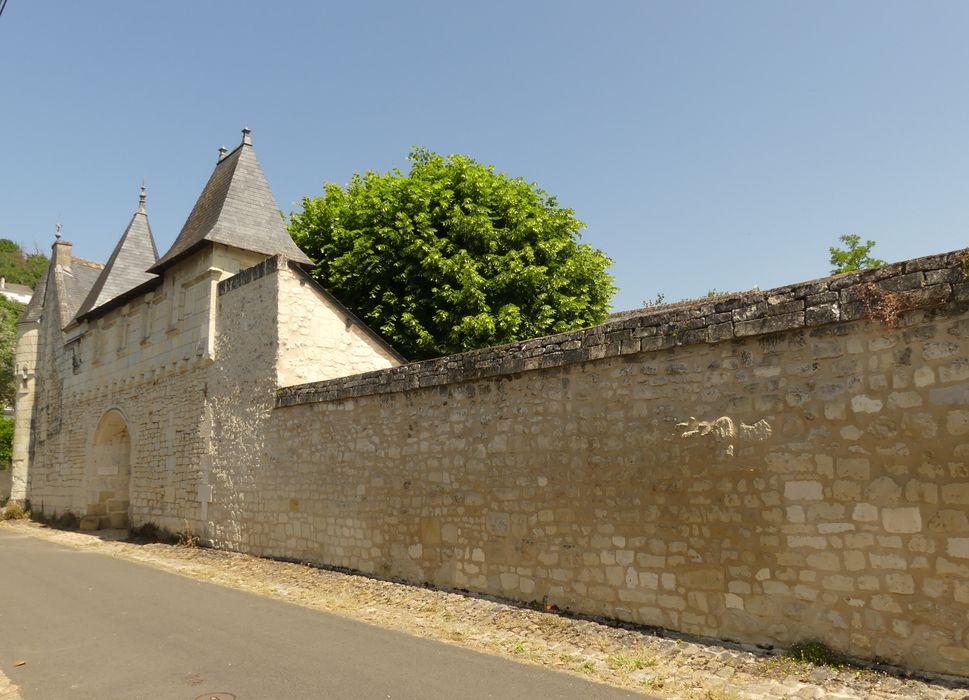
[0,295,22,411]
[0,417,13,468]
[0,240,41,415]
[0,239,47,288]
[290,149,615,360]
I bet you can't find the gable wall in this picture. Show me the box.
[275,264,399,387]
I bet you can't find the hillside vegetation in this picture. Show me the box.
[0,240,46,467]
[0,239,47,288]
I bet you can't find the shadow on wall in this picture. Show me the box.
[0,469,10,502]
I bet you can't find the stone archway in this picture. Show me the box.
[85,410,131,529]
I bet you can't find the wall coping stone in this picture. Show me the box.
[275,247,969,408]
[218,255,281,296]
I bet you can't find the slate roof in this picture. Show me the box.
[21,249,104,327]
[62,260,106,321]
[75,194,159,320]
[150,129,311,272]
[20,261,51,323]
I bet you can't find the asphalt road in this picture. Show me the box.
[0,529,646,699]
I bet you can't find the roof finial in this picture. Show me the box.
[241,127,252,146]
[138,179,147,213]
[218,146,228,161]
[55,223,62,240]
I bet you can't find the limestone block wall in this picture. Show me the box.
[248,249,969,677]
[208,257,402,547]
[9,322,39,503]
[23,250,397,538]
[207,258,279,548]
[22,244,258,532]
[26,364,211,533]
[275,262,400,386]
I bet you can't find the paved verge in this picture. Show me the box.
[0,529,643,699]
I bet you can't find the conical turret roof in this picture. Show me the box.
[150,129,311,272]
[20,259,51,324]
[75,186,159,319]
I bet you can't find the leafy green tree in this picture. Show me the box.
[24,252,47,286]
[290,148,615,360]
[0,239,48,288]
[0,240,40,412]
[0,295,23,410]
[829,234,885,274]
[0,417,14,469]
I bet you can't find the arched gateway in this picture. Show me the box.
[85,409,131,529]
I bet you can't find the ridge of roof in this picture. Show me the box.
[75,197,160,321]
[150,129,311,273]
[73,257,105,270]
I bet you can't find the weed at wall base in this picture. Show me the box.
[1,502,28,521]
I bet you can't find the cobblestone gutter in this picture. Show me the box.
[0,671,21,700]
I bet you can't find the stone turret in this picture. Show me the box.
[150,128,311,273]
[74,184,159,320]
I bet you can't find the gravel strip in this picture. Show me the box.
[0,670,22,700]
[4,520,969,699]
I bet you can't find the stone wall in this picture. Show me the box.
[20,239,969,676]
[21,244,238,531]
[207,257,400,549]
[10,321,38,503]
[230,249,969,677]
[23,248,399,536]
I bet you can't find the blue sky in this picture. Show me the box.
[1,1,967,311]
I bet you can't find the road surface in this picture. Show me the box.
[0,528,645,699]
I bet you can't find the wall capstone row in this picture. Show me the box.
[277,248,969,407]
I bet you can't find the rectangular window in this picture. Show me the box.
[169,279,181,329]
[92,324,103,364]
[71,340,82,374]
[141,300,152,342]
[118,314,128,352]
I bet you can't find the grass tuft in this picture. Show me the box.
[607,650,657,673]
[785,640,848,667]
[1,502,28,521]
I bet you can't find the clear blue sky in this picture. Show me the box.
[2,2,967,311]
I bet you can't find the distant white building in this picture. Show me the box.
[0,278,33,305]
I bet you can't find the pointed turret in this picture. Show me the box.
[74,185,160,320]
[20,258,51,325]
[149,128,311,273]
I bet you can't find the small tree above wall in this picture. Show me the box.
[829,234,885,274]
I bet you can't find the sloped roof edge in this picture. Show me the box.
[75,201,160,320]
[150,130,311,274]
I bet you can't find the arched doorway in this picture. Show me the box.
[85,410,131,529]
